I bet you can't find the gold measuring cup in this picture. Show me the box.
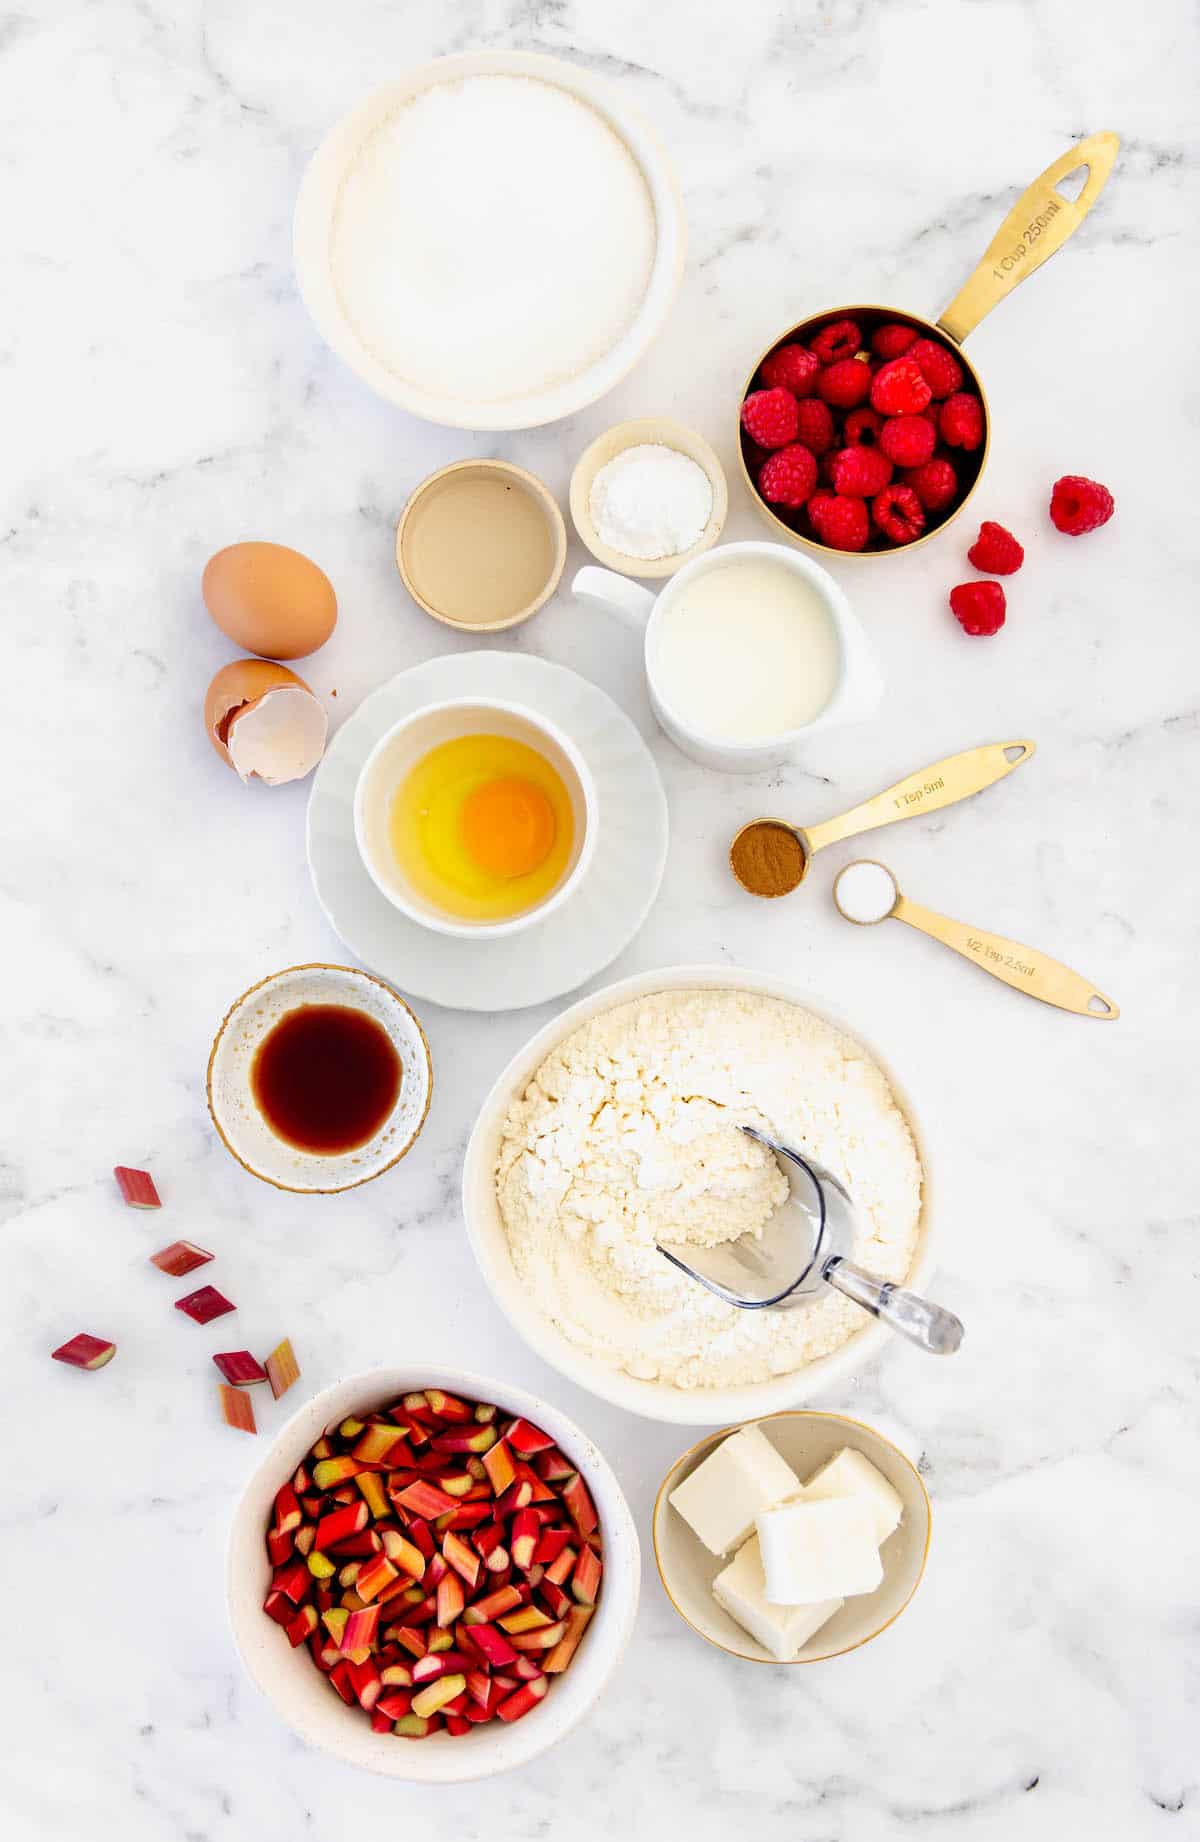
[834,860,1118,1019]
[740,131,1120,557]
[729,740,1033,897]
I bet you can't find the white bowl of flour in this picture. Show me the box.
[294,52,686,430]
[463,966,938,1424]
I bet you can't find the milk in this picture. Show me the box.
[654,555,841,742]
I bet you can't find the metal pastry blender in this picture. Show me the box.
[657,1127,963,1355]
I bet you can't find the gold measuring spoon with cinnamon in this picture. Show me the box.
[729,741,1034,899]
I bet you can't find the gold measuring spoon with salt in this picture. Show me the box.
[729,741,1034,898]
[833,860,1119,1019]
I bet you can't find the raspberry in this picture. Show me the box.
[871,322,918,361]
[901,456,958,512]
[967,520,1024,574]
[878,414,936,469]
[758,442,819,509]
[794,397,837,455]
[742,437,772,479]
[809,318,861,364]
[872,484,926,545]
[1050,475,1115,535]
[870,358,932,416]
[939,392,985,450]
[760,343,820,398]
[949,581,1006,637]
[816,358,872,409]
[830,444,893,498]
[741,387,800,450]
[808,492,870,552]
[904,337,963,400]
[843,406,884,447]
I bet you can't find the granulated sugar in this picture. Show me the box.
[331,76,657,403]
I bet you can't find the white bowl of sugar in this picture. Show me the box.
[294,51,687,431]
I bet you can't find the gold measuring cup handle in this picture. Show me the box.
[801,740,1034,858]
[936,131,1120,345]
[892,894,1119,1019]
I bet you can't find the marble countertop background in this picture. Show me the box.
[3,2,1196,1838]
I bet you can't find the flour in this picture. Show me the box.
[331,76,657,403]
[589,443,713,560]
[495,990,923,1390]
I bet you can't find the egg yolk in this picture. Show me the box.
[460,776,556,880]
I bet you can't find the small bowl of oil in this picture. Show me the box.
[353,698,597,939]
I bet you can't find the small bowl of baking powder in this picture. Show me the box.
[570,417,728,579]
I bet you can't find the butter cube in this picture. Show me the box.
[756,1496,882,1604]
[712,1535,842,1661]
[670,1425,801,1555]
[801,1446,904,1546]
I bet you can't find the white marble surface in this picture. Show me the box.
[3,2,1196,1837]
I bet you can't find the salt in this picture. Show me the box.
[835,861,898,924]
[589,443,713,560]
[331,76,657,404]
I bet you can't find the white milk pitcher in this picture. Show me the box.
[573,541,882,773]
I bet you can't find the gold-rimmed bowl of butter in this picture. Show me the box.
[653,1411,930,1664]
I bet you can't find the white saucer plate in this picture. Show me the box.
[306,653,669,1012]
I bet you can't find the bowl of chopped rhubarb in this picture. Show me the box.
[227,1366,639,1779]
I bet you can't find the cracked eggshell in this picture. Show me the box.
[204,659,328,787]
[202,541,337,660]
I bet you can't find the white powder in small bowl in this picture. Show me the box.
[331,76,657,405]
[589,443,714,560]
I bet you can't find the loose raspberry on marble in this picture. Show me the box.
[938,392,985,450]
[794,397,838,455]
[871,483,926,544]
[816,358,873,409]
[870,357,933,416]
[758,442,819,509]
[843,406,885,447]
[967,520,1024,574]
[809,318,862,364]
[741,387,801,449]
[871,322,918,361]
[949,580,1006,636]
[878,414,937,469]
[900,455,958,512]
[808,491,870,551]
[1049,475,1115,535]
[760,343,821,397]
[830,444,893,498]
[904,337,964,400]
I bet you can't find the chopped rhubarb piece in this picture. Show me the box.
[263,1589,293,1627]
[113,1166,161,1208]
[505,1418,556,1457]
[465,1584,524,1625]
[325,1528,379,1558]
[538,1579,572,1621]
[351,1423,410,1466]
[544,1545,577,1587]
[484,1545,510,1573]
[436,1573,465,1627]
[294,1525,316,1557]
[435,1472,475,1498]
[273,1557,310,1603]
[482,1439,516,1497]
[394,1627,427,1661]
[533,1527,572,1566]
[543,1604,593,1674]
[571,1543,603,1605]
[430,1422,498,1455]
[273,1482,302,1534]
[474,1401,498,1424]
[393,1713,435,1738]
[425,1388,473,1423]
[443,1501,492,1532]
[51,1333,116,1370]
[149,1240,212,1277]
[219,1383,256,1432]
[213,1350,268,1386]
[465,1670,496,1711]
[267,1527,293,1567]
[510,1620,566,1652]
[496,1675,549,1722]
[263,1337,299,1399]
[394,1478,460,1519]
[560,1472,598,1536]
[375,1690,412,1720]
[311,1434,333,1460]
[314,1502,369,1549]
[442,1530,482,1590]
[176,1284,235,1325]
[312,1455,363,1488]
[468,1623,519,1669]
[371,1707,396,1731]
[411,1673,466,1719]
[380,1529,426,1580]
[355,1471,389,1520]
[342,1606,381,1656]
[306,1549,335,1580]
[329,1661,357,1704]
[533,1447,576,1482]
[514,1461,556,1502]
[510,1508,540,1572]
[499,1604,552,1635]
[354,1554,398,1602]
[494,1477,534,1517]
[286,1604,318,1648]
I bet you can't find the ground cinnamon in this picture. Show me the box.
[729,821,806,897]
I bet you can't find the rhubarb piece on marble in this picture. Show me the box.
[264,1337,299,1399]
[175,1284,235,1325]
[213,1350,268,1386]
[114,1165,161,1208]
[149,1240,213,1277]
[51,1332,117,1370]
[219,1383,257,1433]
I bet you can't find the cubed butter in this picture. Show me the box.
[669,1424,801,1555]
[712,1535,842,1662]
[756,1496,883,1604]
[801,1446,904,1546]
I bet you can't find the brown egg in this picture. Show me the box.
[202,541,337,660]
[204,659,327,786]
